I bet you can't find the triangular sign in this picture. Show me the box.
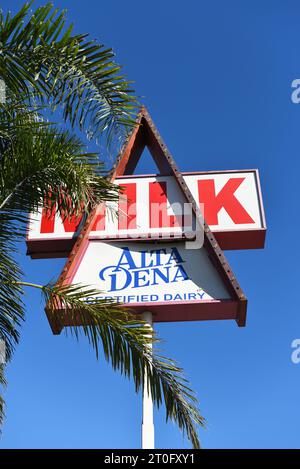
[46,107,247,334]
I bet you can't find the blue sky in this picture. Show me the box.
[1,0,300,449]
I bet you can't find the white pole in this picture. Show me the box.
[141,311,154,449]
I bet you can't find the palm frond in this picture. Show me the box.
[0,229,24,361]
[17,281,205,448]
[0,102,119,218]
[0,2,138,147]
[0,219,25,433]
[0,96,119,432]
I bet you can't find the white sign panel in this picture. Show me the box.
[27,170,266,256]
[72,241,231,305]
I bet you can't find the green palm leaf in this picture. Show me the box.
[0,98,119,218]
[0,2,138,147]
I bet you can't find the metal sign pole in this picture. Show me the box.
[141,311,154,449]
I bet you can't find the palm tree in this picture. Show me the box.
[0,2,205,447]
[0,1,137,147]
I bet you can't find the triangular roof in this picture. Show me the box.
[46,107,247,333]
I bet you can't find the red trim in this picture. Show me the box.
[46,299,239,334]
[214,228,266,250]
[26,238,76,258]
[124,299,238,322]
[27,227,266,257]
[113,168,260,177]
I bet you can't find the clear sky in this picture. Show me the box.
[1,0,300,449]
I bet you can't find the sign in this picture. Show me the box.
[49,240,240,327]
[42,107,252,334]
[27,169,265,258]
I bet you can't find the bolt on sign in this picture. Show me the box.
[27,108,266,333]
